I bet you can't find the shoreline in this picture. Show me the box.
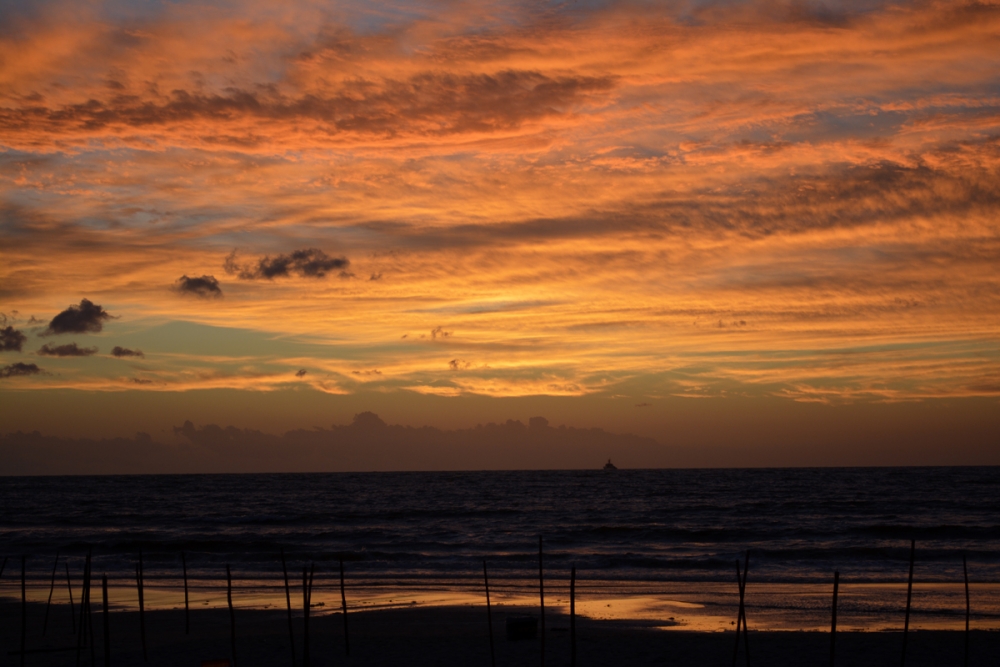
[2,600,999,667]
[4,579,1000,633]
[4,576,1000,633]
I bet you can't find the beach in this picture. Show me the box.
[2,599,998,667]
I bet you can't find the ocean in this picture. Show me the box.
[2,467,998,631]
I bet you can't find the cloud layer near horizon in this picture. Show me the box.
[1,0,999,407]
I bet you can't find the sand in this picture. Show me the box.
[2,599,998,667]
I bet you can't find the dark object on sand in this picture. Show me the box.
[227,565,237,667]
[183,552,190,635]
[901,540,915,667]
[340,558,350,656]
[571,566,577,667]
[506,616,538,640]
[484,561,496,667]
[603,459,617,470]
[102,575,111,667]
[963,554,970,667]
[733,552,750,667]
[136,550,147,662]
[43,550,60,635]
[539,535,546,666]
[280,548,296,666]
[830,570,839,667]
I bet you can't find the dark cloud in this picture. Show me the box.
[0,70,616,144]
[174,274,222,298]
[1,326,27,352]
[1,362,42,378]
[38,342,98,357]
[225,248,350,280]
[295,368,307,377]
[112,346,145,358]
[43,299,112,335]
[370,273,383,281]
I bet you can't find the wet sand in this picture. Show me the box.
[2,600,998,667]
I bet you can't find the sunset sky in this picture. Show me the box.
[2,0,998,467]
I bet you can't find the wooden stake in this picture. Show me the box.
[227,564,237,667]
[741,552,750,667]
[182,552,190,635]
[830,571,839,667]
[484,561,495,667]
[539,535,545,667]
[570,566,576,667]
[963,554,970,667]
[66,562,76,635]
[302,566,310,667]
[226,563,236,667]
[281,548,296,666]
[102,575,111,667]
[901,540,915,667]
[20,555,26,667]
[76,552,92,667]
[136,556,147,663]
[732,560,742,667]
[340,559,350,656]
[732,553,750,667]
[0,555,7,580]
[76,558,85,667]
[43,550,60,635]
[87,553,95,666]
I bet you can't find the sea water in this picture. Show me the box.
[2,468,998,630]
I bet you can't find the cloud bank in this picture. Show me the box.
[1,413,660,474]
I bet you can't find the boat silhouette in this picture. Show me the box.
[603,458,617,471]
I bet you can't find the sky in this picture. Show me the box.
[1,0,999,470]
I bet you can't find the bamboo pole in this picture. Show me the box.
[830,571,839,667]
[182,552,190,635]
[227,564,237,667]
[102,575,111,667]
[66,562,76,634]
[570,566,576,667]
[901,540,915,667]
[484,561,495,667]
[281,548,296,666]
[539,535,545,667]
[340,559,350,656]
[43,550,60,635]
[963,554,970,667]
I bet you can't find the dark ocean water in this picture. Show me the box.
[2,467,998,594]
